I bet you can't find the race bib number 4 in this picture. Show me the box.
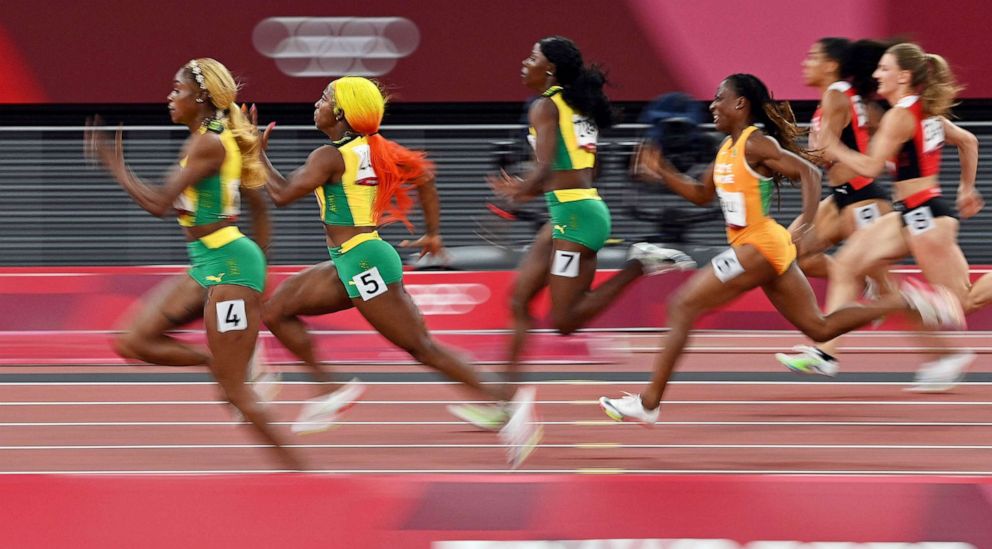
[904,205,936,235]
[551,250,581,278]
[716,189,746,227]
[353,266,389,301]
[711,247,745,283]
[216,299,248,333]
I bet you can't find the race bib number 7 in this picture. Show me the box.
[551,250,581,278]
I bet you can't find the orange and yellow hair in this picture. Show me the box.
[332,76,434,229]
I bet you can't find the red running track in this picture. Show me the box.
[1,330,990,474]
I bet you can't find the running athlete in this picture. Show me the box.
[776,37,895,375]
[84,58,302,469]
[258,76,540,467]
[449,36,692,431]
[821,43,981,391]
[599,73,961,424]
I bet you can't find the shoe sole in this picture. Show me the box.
[291,398,361,435]
[507,425,543,469]
[446,405,506,431]
[598,398,656,427]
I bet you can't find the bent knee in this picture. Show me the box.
[112,332,139,360]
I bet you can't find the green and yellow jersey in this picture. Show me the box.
[315,135,378,227]
[174,121,243,227]
[528,85,598,171]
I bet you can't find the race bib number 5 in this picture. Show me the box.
[353,266,389,301]
[711,248,745,283]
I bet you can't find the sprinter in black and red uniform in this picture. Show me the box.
[823,42,980,391]
[776,38,893,375]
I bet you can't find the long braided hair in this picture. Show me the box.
[724,73,813,186]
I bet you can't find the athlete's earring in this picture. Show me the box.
[546,71,553,76]
[195,97,205,103]
[333,107,343,120]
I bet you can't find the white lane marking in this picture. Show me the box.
[3,420,992,427]
[2,443,992,450]
[4,399,992,406]
[0,469,988,475]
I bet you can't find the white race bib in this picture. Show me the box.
[903,206,936,235]
[716,188,747,227]
[353,266,388,301]
[353,144,378,186]
[216,299,248,333]
[853,203,881,229]
[571,114,598,152]
[711,248,745,283]
[551,250,581,278]
[921,117,944,153]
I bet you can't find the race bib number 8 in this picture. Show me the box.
[716,189,746,227]
[853,203,881,229]
[903,206,935,235]
[551,250,581,278]
[216,299,248,333]
[353,266,388,301]
[711,247,745,283]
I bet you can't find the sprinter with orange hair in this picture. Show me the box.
[259,77,540,467]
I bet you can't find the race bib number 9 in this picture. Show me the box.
[711,247,745,283]
[903,205,936,235]
[853,203,881,229]
[353,266,388,301]
[716,189,747,227]
[216,299,248,333]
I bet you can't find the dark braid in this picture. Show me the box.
[725,73,814,187]
[538,36,615,129]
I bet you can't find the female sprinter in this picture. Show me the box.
[599,73,961,424]
[775,37,894,375]
[259,76,540,467]
[822,43,981,391]
[84,58,301,469]
[449,36,692,431]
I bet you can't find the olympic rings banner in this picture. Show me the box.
[2,0,991,103]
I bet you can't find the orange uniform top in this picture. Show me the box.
[713,126,777,243]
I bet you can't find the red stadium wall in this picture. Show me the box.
[3,0,991,104]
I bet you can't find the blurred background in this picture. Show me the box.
[2,0,991,266]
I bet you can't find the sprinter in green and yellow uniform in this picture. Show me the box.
[84,58,301,470]
[258,76,540,467]
[449,36,694,432]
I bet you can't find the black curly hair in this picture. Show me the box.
[538,36,614,129]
